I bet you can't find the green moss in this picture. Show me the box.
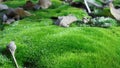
[0,0,120,68]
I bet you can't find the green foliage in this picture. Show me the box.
[0,54,14,68]
[0,0,120,68]
[91,17,117,26]
[93,7,115,18]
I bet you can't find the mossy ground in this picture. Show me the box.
[0,0,120,68]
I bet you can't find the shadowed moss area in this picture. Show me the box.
[0,0,120,68]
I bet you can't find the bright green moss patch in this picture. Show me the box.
[0,0,120,68]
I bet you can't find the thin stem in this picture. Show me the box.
[9,49,19,68]
[84,0,91,13]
